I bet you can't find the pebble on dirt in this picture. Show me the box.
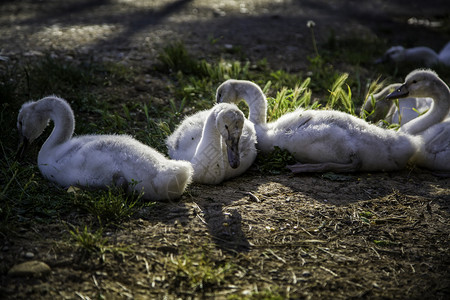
[8,260,51,278]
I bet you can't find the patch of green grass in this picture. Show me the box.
[306,55,340,93]
[255,146,297,174]
[71,184,152,227]
[68,223,132,262]
[157,42,250,80]
[325,73,355,115]
[157,42,200,75]
[69,225,109,254]
[156,42,251,111]
[141,101,176,153]
[359,78,385,119]
[167,249,235,292]
[266,78,316,122]
[22,55,96,102]
[267,69,305,92]
[100,61,134,85]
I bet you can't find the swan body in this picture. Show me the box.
[217,79,418,173]
[438,41,450,65]
[166,109,209,161]
[413,120,450,172]
[167,103,257,184]
[386,69,450,172]
[361,83,434,125]
[376,41,450,67]
[17,96,193,200]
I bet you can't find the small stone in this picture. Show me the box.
[302,271,311,277]
[24,252,35,259]
[8,260,51,277]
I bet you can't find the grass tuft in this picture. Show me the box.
[69,225,109,255]
[168,251,235,292]
[255,146,297,174]
[326,73,355,115]
[266,78,316,122]
[71,184,152,227]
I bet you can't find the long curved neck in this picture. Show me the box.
[242,84,267,125]
[400,80,450,135]
[191,111,226,180]
[39,97,75,151]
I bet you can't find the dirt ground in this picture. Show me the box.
[1,0,450,299]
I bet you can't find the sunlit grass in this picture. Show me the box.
[69,225,109,255]
[326,73,355,115]
[266,78,316,122]
[68,223,132,262]
[71,184,152,227]
[166,250,236,292]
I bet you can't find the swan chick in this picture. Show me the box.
[166,103,257,184]
[169,103,257,184]
[17,96,193,200]
[217,79,418,173]
[386,69,450,172]
[376,42,450,67]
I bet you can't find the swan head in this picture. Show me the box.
[216,79,268,125]
[385,69,441,99]
[16,101,49,159]
[375,46,406,64]
[215,103,245,169]
[216,79,241,104]
[216,79,263,103]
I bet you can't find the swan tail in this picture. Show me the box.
[163,161,194,200]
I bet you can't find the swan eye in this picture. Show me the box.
[412,80,417,84]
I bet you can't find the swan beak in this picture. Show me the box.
[385,84,409,100]
[225,136,241,169]
[16,133,29,160]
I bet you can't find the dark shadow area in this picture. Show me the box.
[136,184,251,253]
[1,0,448,68]
[201,203,250,253]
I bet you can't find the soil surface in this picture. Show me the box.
[1,0,450,299]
